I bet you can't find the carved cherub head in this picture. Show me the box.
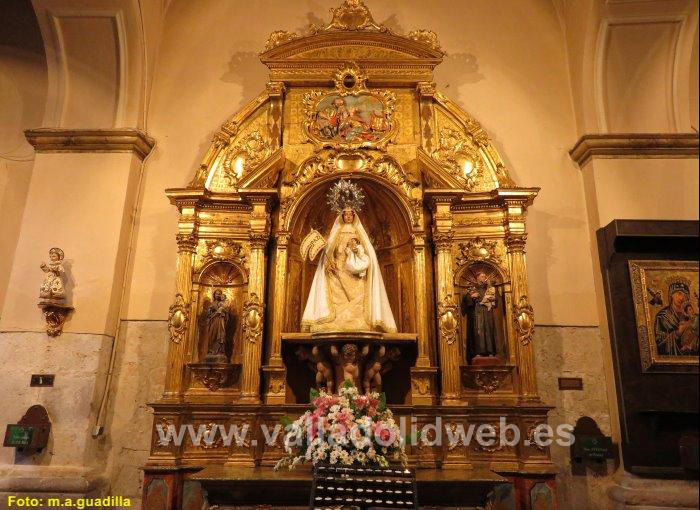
[341,343,358,361]
[49,247,64,262]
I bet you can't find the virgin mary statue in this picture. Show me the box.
[301,180,397,333]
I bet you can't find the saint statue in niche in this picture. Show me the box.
[39,247,66,304]
[461,270,498,358]
[301,180,396,333]
[202,289,232,363]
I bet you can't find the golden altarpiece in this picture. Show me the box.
[144,2,556,508]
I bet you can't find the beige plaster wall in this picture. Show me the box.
[0,152,144,336]
[584,158,699,228]
[0,10,47,318]
[123,0,599,327]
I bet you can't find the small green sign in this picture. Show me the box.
[580,435,608,459]
[6,425,33,447]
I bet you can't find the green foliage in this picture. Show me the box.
[378,392,387,412]
[309,388,320,401]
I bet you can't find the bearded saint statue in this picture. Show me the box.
[301,180,396,333]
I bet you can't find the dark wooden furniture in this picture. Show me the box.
[597,219,699,477]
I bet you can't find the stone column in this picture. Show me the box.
[432,196,461,406]
[240,197,270,403]
[263,231,289,404]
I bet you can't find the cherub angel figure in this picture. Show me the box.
[39,247,66,303]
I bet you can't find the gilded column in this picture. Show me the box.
[506,231,538,400]
[263,230,290,404]
[412,233,431,365]
[432,196,461,405]
[410,231,438,405]
[240,197,271,403]
[164,230,197,400]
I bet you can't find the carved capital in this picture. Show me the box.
[505,233,528,253]
[249,232,270,250]
[513,295,535,346]
[167,293,189,343]
[242,293,265,344]
[437,294,459,345]
[176,233,198,253]
[432,228,454,251]
[266,81,286,98]
[275,231,291,247]
[416,81,437,98]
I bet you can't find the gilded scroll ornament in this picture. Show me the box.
[438,295,460,345]
[194,368,231,392]
[168,293,189,344]
[41,306,72,337]
[456,237,504,267]
[472,422,516,453]
[264,30,299,51]
[242,293,264,344]
[513,295,535,346]
[526,424,547,451]
[220,131,272,186]
[473,370,508,394]
[324,0,386,32]
[332,62,368,95]
[408,29,443,54]
[196,240,247,272]
[432,128,483,190]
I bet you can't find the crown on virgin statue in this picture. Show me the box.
[327,179,365,214]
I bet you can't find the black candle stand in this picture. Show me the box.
[309,464,418,510]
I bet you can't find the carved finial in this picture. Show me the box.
[408,29,444,54]
[325,0,386,32]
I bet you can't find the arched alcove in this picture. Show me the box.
[455,261,509,362]
[284,175,415,334]
[195,261,247,363]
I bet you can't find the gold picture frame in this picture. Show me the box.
[302,63,398,151]
[628,260,699,373]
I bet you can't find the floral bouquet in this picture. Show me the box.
[274,381,407,470]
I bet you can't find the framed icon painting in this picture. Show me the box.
[628,259,699,372]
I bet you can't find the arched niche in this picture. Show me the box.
[455,261,510,363]
[194,261,247,363]
[283,175,415,335]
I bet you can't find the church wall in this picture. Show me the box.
[0,1,47,319]
[0,331,111,493]
[123,0,599,329]
[0,151,144,335]
[535,325,614,510]
[584,158,699,228]
[100,320,168,505]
